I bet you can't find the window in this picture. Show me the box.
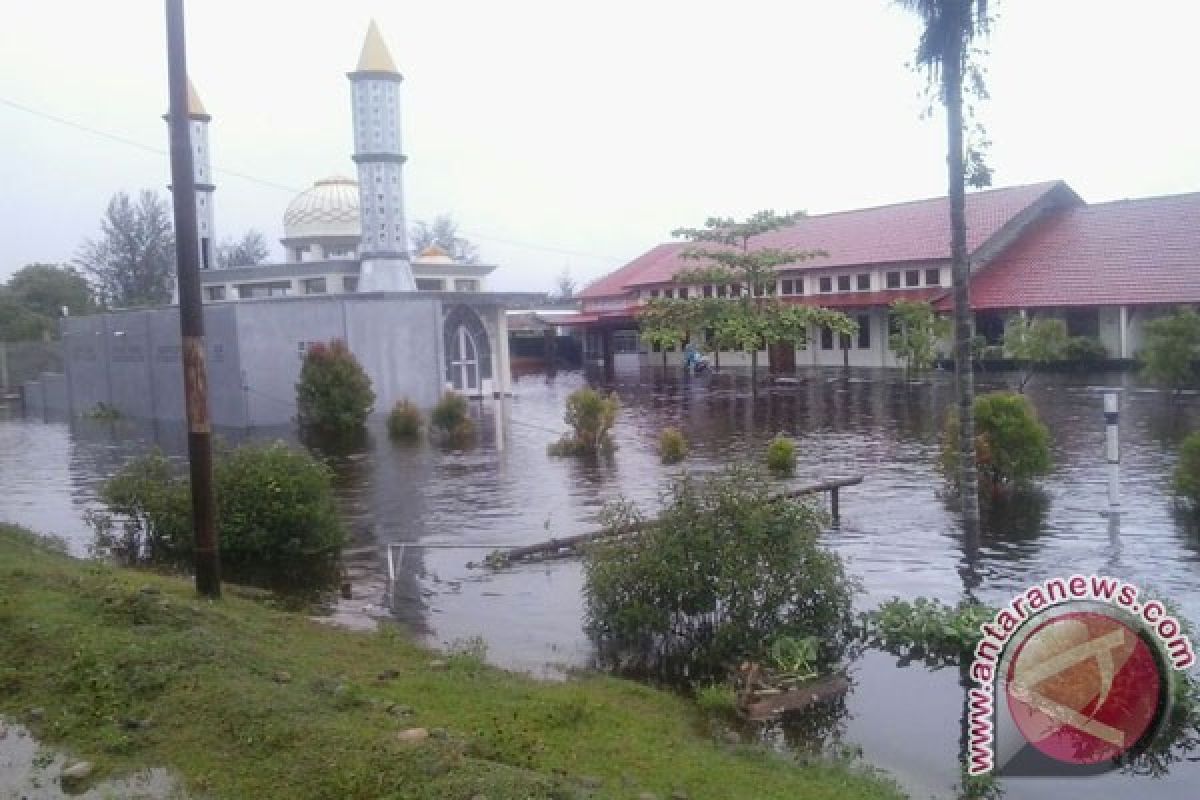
[857,273,871,291]
[837,275,851,292]
[840,332,852,350]
[781,279,795,295]
[857,314,870,349]
[612,330,640,355]
[649,289,659,298]
[703,285,713,298]
[343,276,359,292]
[454,279,480,292]
[664,288,674,299]
[1065,309,1100,338]
[731,283,742,296]
[821,327,834,350]
[678,286,689,299]
[717,285,728,298]
[886,271,901,289]
[905,270,921,287]
[415,278,444,290]
[236,281,291,299]
[819,276,833,293]
[302,277,327,295]
[205,285,226,302]
[925,268,941,286]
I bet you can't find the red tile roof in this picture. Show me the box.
[970,192,1200,309]
[581,181,1068,299]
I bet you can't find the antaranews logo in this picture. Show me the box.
[966,574,1195,778]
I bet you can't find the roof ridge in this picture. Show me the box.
[1082,190,1200,209]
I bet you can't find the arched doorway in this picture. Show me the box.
[443,305,492,394]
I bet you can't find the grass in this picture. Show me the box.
[0,524,902,800]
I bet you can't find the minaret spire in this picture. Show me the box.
[348,20,414,291]
[164,78,216,280]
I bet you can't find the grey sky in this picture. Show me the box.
[2,1,1197,293]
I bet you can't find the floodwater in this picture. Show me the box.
[3,367,1200,799]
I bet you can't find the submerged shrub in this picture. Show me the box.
[583,467,855,686]
[92,442,345,593]
[864,597,996,667]
[941,392,1050,491]
[1174,432,1200,510]
[765,435,796,475]
[549,387,618,456]
[1064,336,1108,365]
[295,340,375,433]
[430,391,474,441]
[658,427,688,464]
[387,398,422,441]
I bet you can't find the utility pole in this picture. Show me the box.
[165,0,220,597]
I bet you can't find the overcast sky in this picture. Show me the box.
[2,1,1198,293]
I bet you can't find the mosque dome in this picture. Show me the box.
[282,177,361,240]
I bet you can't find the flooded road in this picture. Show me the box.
[3,366,1199,798]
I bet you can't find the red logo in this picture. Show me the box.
[1005,610,1164,765]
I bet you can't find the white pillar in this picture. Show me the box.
[1104,392,1120,509]
[1118,305,1130,359]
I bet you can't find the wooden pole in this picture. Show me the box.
[165,0,220,598]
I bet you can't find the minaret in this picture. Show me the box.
[166,80,216,271]
[348,20,415,291]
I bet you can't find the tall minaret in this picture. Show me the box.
[166,80,216,272]
[348,20,415,291]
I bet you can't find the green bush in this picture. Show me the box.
[430,392,474,441]
[658,427,688,464]
[387,398,422,441]
[766,435,796,475]
[940,392,1051,490]
[1064,336,1108,364]
[583,467,855,686]
[91,442,344,593]
[295,340,375,433]
[549,387,618,456]
[1141,308,1200,390]
[1174,432,1200,510]
[863,597,996,667]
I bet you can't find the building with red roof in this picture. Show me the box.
[567,181,1200,370]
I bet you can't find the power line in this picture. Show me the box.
[0,95,626,264]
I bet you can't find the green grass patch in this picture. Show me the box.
[0,524,901,800]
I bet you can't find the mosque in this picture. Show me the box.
[184,21,496,301]
[42,22,539,427]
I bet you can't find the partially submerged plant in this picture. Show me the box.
[387,398,422,441]
[658,427,688,465]
[548,387,618,456]
[767,635,820,682]
[430,391,474,442]
[765,435,796,476]
[863,597,996,667]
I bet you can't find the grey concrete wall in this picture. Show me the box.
[40,373,68,413]
[62,315,112,413]
[343,294,444,411]
[22,380,43,416]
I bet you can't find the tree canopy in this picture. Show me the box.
[889,299,950,377]
[76,190,176,308]
[410,215,479,264]
[0,264,94,341]
[217,230,270,268]
[1140,308,1200,391]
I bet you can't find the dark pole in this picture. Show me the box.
[165,0,220,597]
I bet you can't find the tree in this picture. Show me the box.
[0,264,94,341]
[410,214,479,264]
[1004,316,1068,391]
[295,340,375,433]
[76,190,176,308]
[1141,308,1200,392]
[889,299,951,378]
[898,0,994,531]
[0,289,52,341]
[660,211,856,395]
[554,268,577,299]
[216,230,270,268]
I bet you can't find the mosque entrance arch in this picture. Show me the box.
[443,305,492,394]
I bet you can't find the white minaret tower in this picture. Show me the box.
[167,80,216,270]
[348,21,415,291]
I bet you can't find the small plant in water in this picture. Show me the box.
[1174,431,1200,512]
[694,684,738,719]
[658,427,688,464]
[430,391,474,442]
[83,402,122,421]
[765,435,796,475]
[548,387,618,456]
[863,597,995,667]
[940,392,1050,494]
[386,398,422,441]
[295,339,375,434]
[767,635,820,681]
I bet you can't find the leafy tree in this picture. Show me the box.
[889,299,951,378]
[548,387,619,456]
[898,0,995,531]
[76,190,176,308]
[0,289,52,341]
[410,214,479,264]
[1141,308,1200,392]
[6,264,94,319]
[647,211,855,394]
[1004,316,1068,391]
[295,340,375,433]
[217,230,270,268]
[554,268,577,299]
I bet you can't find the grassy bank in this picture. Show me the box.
[0,525,903,799]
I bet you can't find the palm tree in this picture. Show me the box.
[898,0,990,532]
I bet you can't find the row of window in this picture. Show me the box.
[416,278,480,292]
[643,313,877,353]
[643,268,943,300]
[205,275,360,302]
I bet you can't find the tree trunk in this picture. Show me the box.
[750,348,758,397]
[945,26,981,533]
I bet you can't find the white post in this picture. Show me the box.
[1104,392,1120,508]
